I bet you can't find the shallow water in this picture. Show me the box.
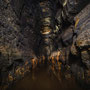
[9,66,83,90]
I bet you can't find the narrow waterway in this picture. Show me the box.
[9,66,83,90]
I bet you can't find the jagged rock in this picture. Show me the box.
[0,0,21,69]
[70,3,90,87]
[71,3,90,65]
[81,51,90,69]
[0,0,37,88]
[61,26,73,46]
[0,0,90,89]
[61,0,90,23]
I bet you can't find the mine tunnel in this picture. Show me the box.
[0,0,90,90]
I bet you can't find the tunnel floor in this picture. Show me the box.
[8,65,84,90]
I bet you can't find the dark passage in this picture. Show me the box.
[9,66,83,90]
[0,0,90,90]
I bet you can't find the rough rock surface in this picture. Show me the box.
[0,0,37,89]
[0,0,90,90]
[70,4,90,88]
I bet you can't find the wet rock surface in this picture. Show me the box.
[0,0,90,90]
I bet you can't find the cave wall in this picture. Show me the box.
[0,0,90,89]
[0,0,38,89]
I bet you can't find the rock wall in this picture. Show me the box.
[0,0,90,90]
[0,0,37,89]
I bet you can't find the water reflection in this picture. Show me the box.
[9,66,83,90]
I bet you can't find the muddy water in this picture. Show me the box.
[9,66,83,90]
